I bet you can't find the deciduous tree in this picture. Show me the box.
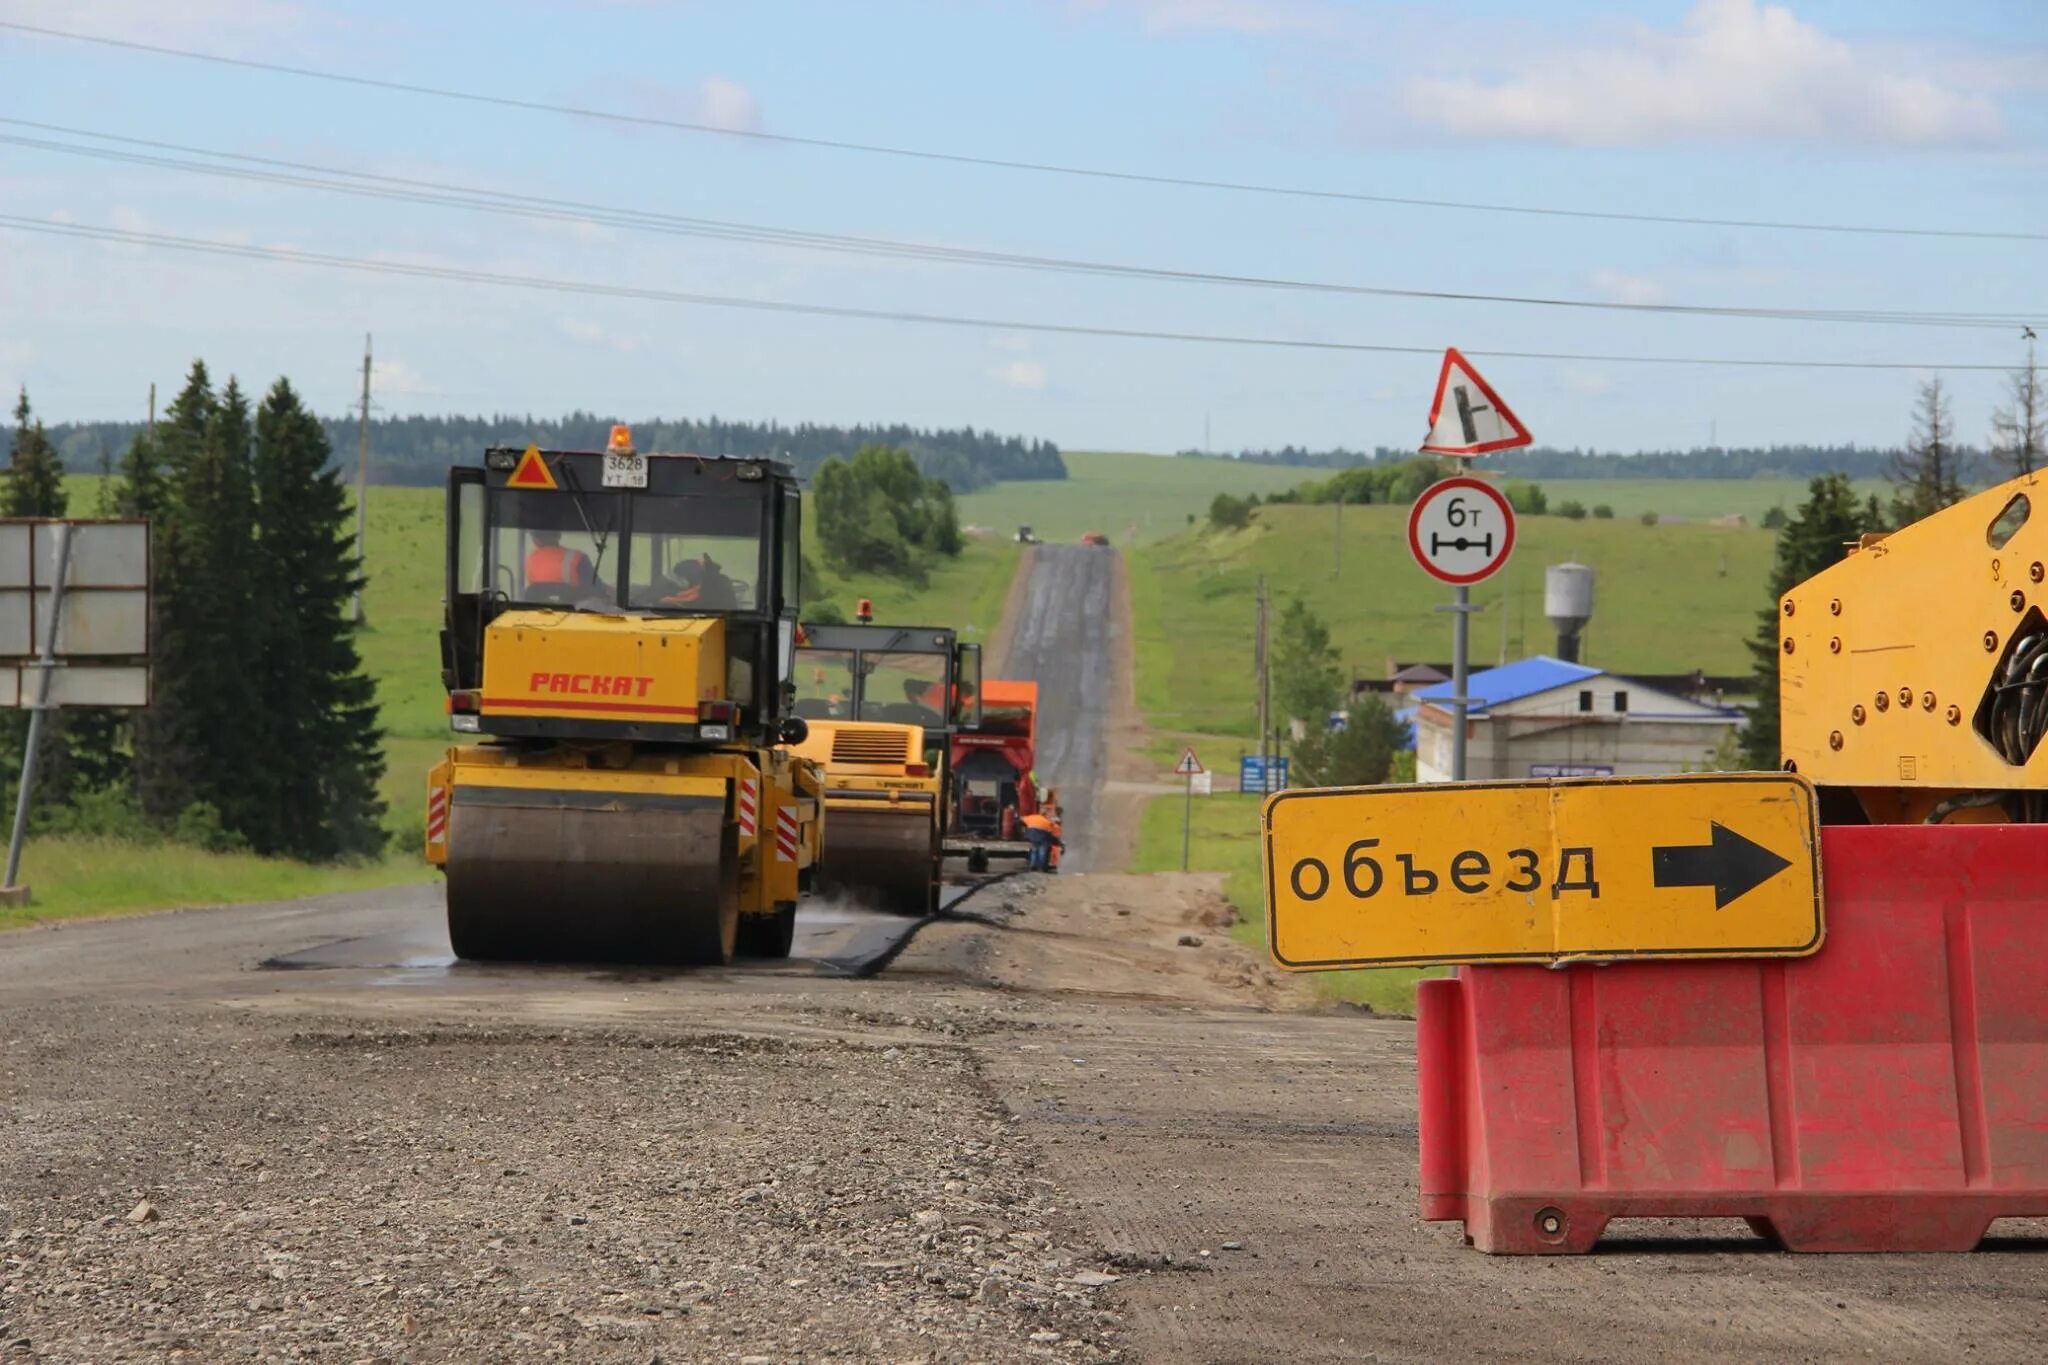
[1295,695,1410,787]
[1271,598,1343,737]
[1989,343,2044,479]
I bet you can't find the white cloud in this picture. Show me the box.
[1069,0,1345,37]
[1588,269,1666,307]
[990,360,1048,391]
[1400,0,2004,148]
[616,75,765,135]
[557,317,643,354]
[370,357,430,397]
[691,76,764,134]
[1560,369,1613,397]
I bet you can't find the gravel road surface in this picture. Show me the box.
[4,875,2040,1363]
[4,546,2042,1362]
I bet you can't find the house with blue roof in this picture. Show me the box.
[1412,656,1743,783]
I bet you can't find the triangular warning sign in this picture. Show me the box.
[1174,749,1204,776]
[506,443,557,489]
[1420,348,1533,457]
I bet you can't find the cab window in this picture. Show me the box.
[864,651,948,726]
[794,648,856,719]
[486,489,621,606]
[624,496,764,612]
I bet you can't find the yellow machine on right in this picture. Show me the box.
[1778,473,2048,819]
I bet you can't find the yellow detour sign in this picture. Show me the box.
[1262,773,1823,969]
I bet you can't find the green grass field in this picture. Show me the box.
[956,451,1311,546]
[0,839,429,932]
[1129,501,1774,763]
[1128,791,1437,1013]
[1528,477,1885,524]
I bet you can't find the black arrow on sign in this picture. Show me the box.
[1651,822,1793,909]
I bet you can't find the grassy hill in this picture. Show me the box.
[956,455,1881,547]
[1521,477,1883,524]
[1130,500,1774,764]
[955,451,1310,546]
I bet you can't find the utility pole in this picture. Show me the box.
[1333,494,1342,578]
[147,382,155,427]
[1254,575,1269,789]
[353,334,372,626]
[1203,411,1212,455]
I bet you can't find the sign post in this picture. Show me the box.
[1408,477,1516,779]
[1407,348,1532,781]
[1174,748,1204,871]
[5,523,71,891]
[0,519,153,904]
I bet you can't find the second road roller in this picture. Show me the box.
[785,610,982,913]
[424,426,824,964]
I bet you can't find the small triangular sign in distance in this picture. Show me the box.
[1175,749,1203,775]
[507,442,557,489]
[1420,347,1533,457]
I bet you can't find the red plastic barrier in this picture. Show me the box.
[1418,823,2048,1253]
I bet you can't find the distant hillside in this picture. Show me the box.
[36,412,1066,492]
[1178,444,1986,483]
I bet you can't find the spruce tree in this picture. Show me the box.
[5,389,69,518]
[1742,475,1873,769]
[135,363,269,835]
[184,379,269,845]
[251,379,386,859]
[114,426,168,522]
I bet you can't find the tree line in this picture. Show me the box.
[39,412,1067,494]
[1186,442,1984,482]
[1180,341,2043,486]
[5,366,385,862]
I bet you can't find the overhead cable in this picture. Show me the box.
[0,121,2033,331]
[0,213,2017,372]
[0,18,2039,245]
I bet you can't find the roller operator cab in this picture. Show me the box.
[783,621,981,913]
[425,430,824,965]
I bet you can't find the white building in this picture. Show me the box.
[1413,656,1742,784]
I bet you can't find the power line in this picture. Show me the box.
[0,213,2017,372]
[2,120,2033,332]
[2,17,2039,246]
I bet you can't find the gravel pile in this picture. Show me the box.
[0,1011,1123,1362]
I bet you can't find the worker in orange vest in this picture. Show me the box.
[526,529,594,590]
[1022,809,1063,872]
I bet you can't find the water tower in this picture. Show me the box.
[1545,563,1595,663]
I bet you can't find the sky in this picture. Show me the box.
[2,0,2045,455]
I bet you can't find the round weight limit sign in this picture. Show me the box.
[1408,477,1516,585]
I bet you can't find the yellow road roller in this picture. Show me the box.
[785,619,981,914]
[424,428,823,964]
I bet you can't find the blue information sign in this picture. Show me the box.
[1240,755,1290,794]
